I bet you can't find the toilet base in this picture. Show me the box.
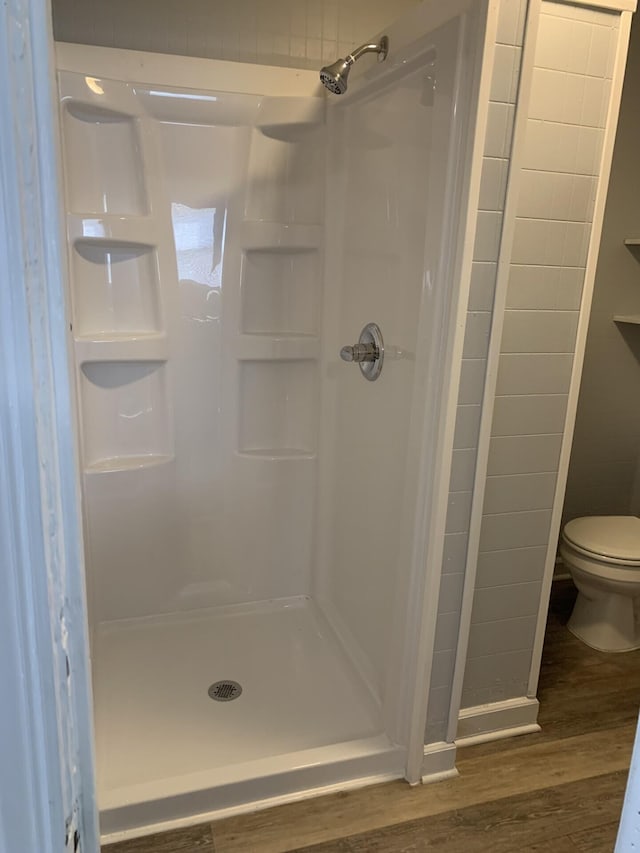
[568,588,640,653]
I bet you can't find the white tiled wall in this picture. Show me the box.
[564,14,640,522]
[460,1,619,712]
[425,0,527,744]
[52,0,419,69]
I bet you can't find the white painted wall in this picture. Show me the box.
[51,0,420,69]
[564,13,640,523]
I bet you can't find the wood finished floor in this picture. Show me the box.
[104,582,640,853]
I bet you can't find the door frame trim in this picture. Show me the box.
[0,1,98,850]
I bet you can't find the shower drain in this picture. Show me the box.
[208,680,243,702]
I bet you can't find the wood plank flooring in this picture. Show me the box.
[104,581,640,853]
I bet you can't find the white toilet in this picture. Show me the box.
[560,515,640,652]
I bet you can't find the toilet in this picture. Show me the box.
[560,515,640,653]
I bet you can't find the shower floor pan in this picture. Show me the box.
[94,596,402,841]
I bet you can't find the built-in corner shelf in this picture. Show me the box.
[623,238,640,262]
[68,214,156,247]
[613,315,640,325]
[74,333,167,364]
[614,241,640,324]
[255,96,325,142]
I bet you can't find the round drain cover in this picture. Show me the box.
[208,680,242,702]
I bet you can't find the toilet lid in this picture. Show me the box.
[562,516,640,565]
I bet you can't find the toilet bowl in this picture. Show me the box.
[559,515,640,652]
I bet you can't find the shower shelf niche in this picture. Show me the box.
[72,238,161,338]
[80,361,172,473]
[238,360,317,459]
[613,242,640,324]
[62,99,147,216]
[241,246,319,338]
[244,120,324,225]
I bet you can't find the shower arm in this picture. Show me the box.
[346,37,389,67]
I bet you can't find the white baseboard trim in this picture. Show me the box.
[455,697,540,745]
[421,741,458,783]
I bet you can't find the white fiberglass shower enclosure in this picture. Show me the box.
[56,0,493,841]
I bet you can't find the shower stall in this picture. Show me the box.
[55,0,493,841]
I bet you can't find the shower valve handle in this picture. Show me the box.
[339,323,384,381]
[340,342,379,363]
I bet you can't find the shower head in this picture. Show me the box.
[319,58,352,95]
[319,35,389,95]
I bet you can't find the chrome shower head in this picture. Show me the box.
[319,58,352,95]
[319,36,389,95]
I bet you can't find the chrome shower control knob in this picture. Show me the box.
[340,345,355,362]
[340,343,378,363]
[339,323,384,381]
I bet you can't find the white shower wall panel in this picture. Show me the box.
[316,12,481,717]
[318,78,434,696]
[57,48,325,624]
